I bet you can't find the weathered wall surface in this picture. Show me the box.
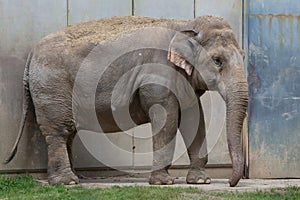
[248,0,300,178]
[1,0,243,175]
[0,0,68,172]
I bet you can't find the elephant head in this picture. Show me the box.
[168,16,248,187]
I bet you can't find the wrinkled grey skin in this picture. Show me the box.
[5,16,248,187]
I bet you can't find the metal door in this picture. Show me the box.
[247,0,300,178]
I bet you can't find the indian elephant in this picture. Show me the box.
[5,16,248,187]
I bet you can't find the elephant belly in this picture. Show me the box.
[93,93,149,133]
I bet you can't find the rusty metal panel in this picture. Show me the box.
[248,0,300,178]
[0,0,67,171]
[68,0,132,25]
[134,0,194,20]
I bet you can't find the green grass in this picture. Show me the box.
[214,186,300,200]
[0,175,299,200]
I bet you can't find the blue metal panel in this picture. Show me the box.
[69,0,132,25]
[248,0,300,178]
[249,0,300,15]
[134,0,194,20]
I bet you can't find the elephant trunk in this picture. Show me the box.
[224,73,248,187]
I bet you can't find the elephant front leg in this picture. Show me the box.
[45,134,79,185]
[148,100,178,185]
[180,101,211,184]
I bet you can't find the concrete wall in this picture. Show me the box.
[0,0,243,174]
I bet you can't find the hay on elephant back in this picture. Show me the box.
[63,16,189,47]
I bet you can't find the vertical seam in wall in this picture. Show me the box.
[132,129,135,169]
[242,0,250,179]
[131,0,135,168]
[242,0,245,50]
[132,0,135,16]
[243,0,249,80]
[67,0,70,26]
[194,0,196,18]
[242,0,246,179]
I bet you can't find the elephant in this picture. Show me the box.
[5,16,248,187]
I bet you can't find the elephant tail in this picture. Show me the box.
[4,51,33,164]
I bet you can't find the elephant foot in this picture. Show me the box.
[186,169,211,184]
[149,169,174,185]
[48,170,79,185]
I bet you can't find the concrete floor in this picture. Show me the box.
[38,177,300,192]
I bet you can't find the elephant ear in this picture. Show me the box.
[168,30,199,76]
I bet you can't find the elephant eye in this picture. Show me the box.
[213,58,223,67]
[213,58,223,71]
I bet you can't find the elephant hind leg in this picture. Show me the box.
[67,131,77,173]
[42,127,79,185]
[31,90,78,184]
[35,116,78,185]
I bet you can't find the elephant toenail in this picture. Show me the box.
[205,179,211,184]
[152,181,161,185]
[197,179,205,183]
[69,181,76,185]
